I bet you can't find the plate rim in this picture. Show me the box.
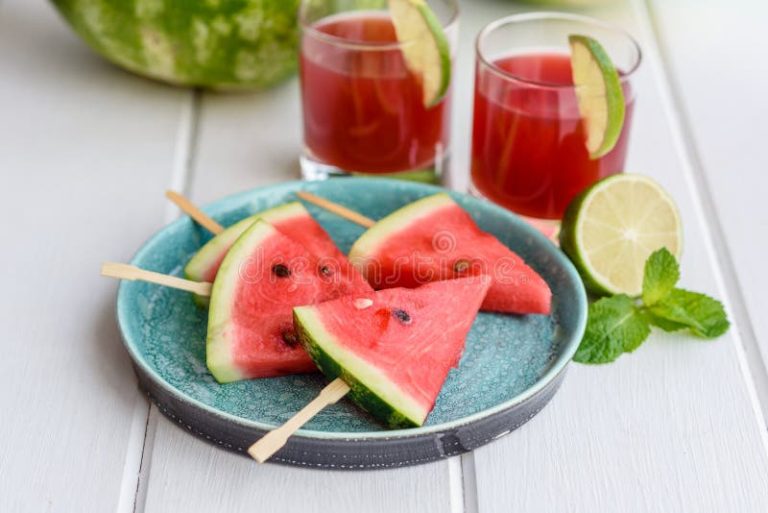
[117,179,587,441]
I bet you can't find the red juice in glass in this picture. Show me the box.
[470,14,640,220]
[299,9,454,178]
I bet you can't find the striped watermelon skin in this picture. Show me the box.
[51,0,300,89]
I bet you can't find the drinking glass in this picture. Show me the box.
[299,0,459,182]
[470,13,641,221]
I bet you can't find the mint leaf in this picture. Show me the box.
[643,310,688,332]
[649,288,730,338]
[574,295,651,364]
[573,248,729,365]
[642,247,679,306]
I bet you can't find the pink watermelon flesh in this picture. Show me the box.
[207,219,372,383]
[185,201,348,285]
[348,194,552,315]
[294,276,491,428]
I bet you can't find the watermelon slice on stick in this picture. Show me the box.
[183,200,353,307]
[296,275,491,428]
[167,191,360,308]
[207,219,372,382]
[249,275,490,463]
[297,191,551,314]
[345,193,552,315]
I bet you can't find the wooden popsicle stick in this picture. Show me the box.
[295,191,376,228]
[165,190,224,235]
[101,262,212,296]
[248,377,351,463]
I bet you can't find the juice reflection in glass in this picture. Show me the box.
[471,14,641,220]
[299,0,458,181]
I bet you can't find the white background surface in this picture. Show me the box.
[1,0,767,512]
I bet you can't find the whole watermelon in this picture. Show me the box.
[51,0,300,90]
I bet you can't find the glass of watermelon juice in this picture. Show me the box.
[470,13,641,221]
[298,0,458,182]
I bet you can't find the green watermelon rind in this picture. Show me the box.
[185,201,309,307]
[51,0,300,90]
[293,308,424,429]
[348,192,454,268]
[207,219,279,384]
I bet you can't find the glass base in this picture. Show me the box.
[468,182,561,242]
[300,150,449,185]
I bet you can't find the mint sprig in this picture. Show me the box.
[574,248,730,364]
[574,295,650,363]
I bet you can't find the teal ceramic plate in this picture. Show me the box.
[117,179,587,469]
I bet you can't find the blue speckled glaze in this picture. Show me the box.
[118,179,586,440]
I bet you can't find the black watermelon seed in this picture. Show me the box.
[319,265,332,277]
[272,263,291,278]
[392,309,412,325]
[281,330,299,347]
[453,259,471,274]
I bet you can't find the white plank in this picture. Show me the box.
[144,421,456,513]
[140,76,457,513]
[647,0,768,409]
[190,84,304,201]
[470,1,768,512]
[0,1,190,511]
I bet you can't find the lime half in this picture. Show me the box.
[389,0,451,107]
[569,34,625,158]
[560,174,682,296]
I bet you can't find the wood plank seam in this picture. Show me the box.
[632,0,768,436]
[459,454,478,513]
[116,396,151,513]
[129,89,203,513]
[125,403,153,513]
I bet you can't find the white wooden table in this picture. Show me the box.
[2,0,767,511]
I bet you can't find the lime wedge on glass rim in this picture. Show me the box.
[569,34,625,158]
[388,0,451,107]
[559,174,683,297]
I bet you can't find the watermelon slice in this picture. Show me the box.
[207,219,372,383]
[293,276,491,428]
[348,193,552,315]
[185,201,349,306]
